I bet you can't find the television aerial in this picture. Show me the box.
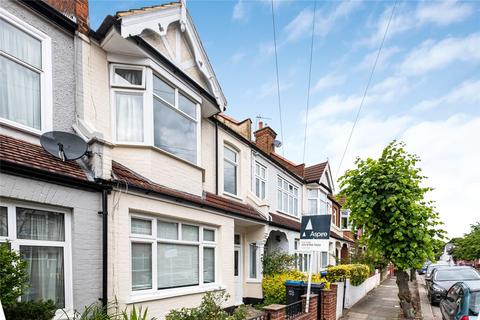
[40,131,88,162]
[273,140,283,148]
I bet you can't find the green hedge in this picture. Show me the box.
[262,270,330,305]
[326,264,370,286]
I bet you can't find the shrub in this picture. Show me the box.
[165,290,246,320]
[262,270,330,305]
[0,243,29,308]
[121,305,156,320]
[326,264,370,286]
[261,251,296,276]
[4,300,57,320]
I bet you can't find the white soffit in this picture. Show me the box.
[118,2,226,111]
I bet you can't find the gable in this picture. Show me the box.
[319,163,334,192]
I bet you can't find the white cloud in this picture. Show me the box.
[357,46,401,70]
[284,1,361,42]
[232,0,247,22]
[416,0,473,26]
[258,41,275,57]
[312,73,346,92]
[370,76,409,101]
[231,51,247,64]
[400,32,480,75]
[412,79,480,112]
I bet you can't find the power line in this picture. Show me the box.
[335,0,398,180]
[271,0,285,155]
[302,0,317,164]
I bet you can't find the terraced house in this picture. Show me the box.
[1,0,359,318]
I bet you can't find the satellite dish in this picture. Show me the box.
[273,139,283,148]
[40,131,88,162]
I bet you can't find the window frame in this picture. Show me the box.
[306,187,330,215]
[248,242,261,281]
[341,210,350,230]
[223,144,239,197]
[254,161,267,200]
[277,176,299,217]
[110,65,202,166]
[0,199,73,316]
[129,213,218,300]
[0,8,52,134]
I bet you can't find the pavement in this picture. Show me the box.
[416,274,442,320]
[341,276,402,320]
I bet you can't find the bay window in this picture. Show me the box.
[224,146,238,195]
[0,10,51,132]
[306,188,330,215]
[111,65,200,165]
[254,162,267,200]
[0,202,71,311]
[130,216,216,294]
[277,176,298,216]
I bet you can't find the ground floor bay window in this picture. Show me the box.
[130,215,217,297]
[0,201,71,310]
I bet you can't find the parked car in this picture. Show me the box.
[426,262,451,283]
[419,261,432,275]
[427,267,480,304]
[440,281,480,320]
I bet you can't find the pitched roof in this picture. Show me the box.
[115,2,180,17]
[111,161,266,222]
[0,134,88,181]
[304,161,328,183]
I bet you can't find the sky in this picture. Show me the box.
[89,0,480,239]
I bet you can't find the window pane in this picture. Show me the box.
[288,195,293,213]
[158,244,199,289]
[249,243,257,278]
[283,193,288,211]
[203,247,215,283]
[20,246,64,308]
[115,92,143,142]
[153,75,175,105]
[277,191,282,210]
[255,164,260,176]
[131,218,151,235]
[113,68,142,86]
[179,93,197,119]
[131,243,152,291]
[154,97,197,163]
[16,208,64,241]
[0,55,41,129]
[261,167,266,179]
[182,224,199,241]
[307,189,317,198]
[224,147,237,162]
[0,18,41,68]
[261,181,266,199]
[224,160,237,194]
[158,221,178,240]
[0,207,7,237]
[255,178,260,198]
[234,250,239,276]
[294,198,298,215]
[277,177,282,187]
[308,200,317,215]
[234,234,241,245]
[203,229,215,242]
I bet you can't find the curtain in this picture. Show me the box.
[157,221,178,240]
[203,229,215,242]
[0,18,41,68]
[181,225,198,241]
[16,208,64,241]
[131,243,152,291]
[113,68,142,86]
[158,244,198,289]
[20,246,65,308]
[0,207,7,237]
[131,218,151,235]
[203,247,215,283]
[0,56,41,129]
[115,93,143,142]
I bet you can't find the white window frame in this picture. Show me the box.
[306,188,330,215]
[341,210,350,230]
[0,8,52,134]
[277,176,299,217]
[223,144,239,197]
[129,214,218,301]
[254,161,267,200]
[110,65,202,166]
[248,242,261,281]
[0,199,73,317]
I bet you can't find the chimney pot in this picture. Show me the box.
[258,121,263,129]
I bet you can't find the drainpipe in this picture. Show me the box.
[101,189,108,306]
[215,120,219,195]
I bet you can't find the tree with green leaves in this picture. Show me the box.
[339,141,444,319]
[0,243,29,307]
[452,223,480,262]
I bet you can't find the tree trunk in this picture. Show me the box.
[396,270,416,319]
[410,268,416,281]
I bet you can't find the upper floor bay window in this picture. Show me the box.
[254,162,266,200]
[277,177,298,216]
[0,202,72,311]
[111,64,200,165]
[341,210,350,230]
[0,10,52,132]
[307,188,330,215]
[130,216,216,295]
[224,146,238,195]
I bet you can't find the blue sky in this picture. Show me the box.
[90,0,480,238]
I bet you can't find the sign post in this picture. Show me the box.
[300,214,331,313]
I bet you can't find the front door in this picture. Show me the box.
[234,234,243,305]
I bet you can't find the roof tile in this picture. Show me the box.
[304,162,328,183]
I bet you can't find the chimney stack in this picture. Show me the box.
[254,125,277,154]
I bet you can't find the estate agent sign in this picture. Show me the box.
[299,214,331,251]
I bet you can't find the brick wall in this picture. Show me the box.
[42,0,89,34]
[321,284,337,320]
[254,126,277,154]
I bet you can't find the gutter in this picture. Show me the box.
[100,189,109,306]
[19,0,77,33]
[215,121,219,195]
